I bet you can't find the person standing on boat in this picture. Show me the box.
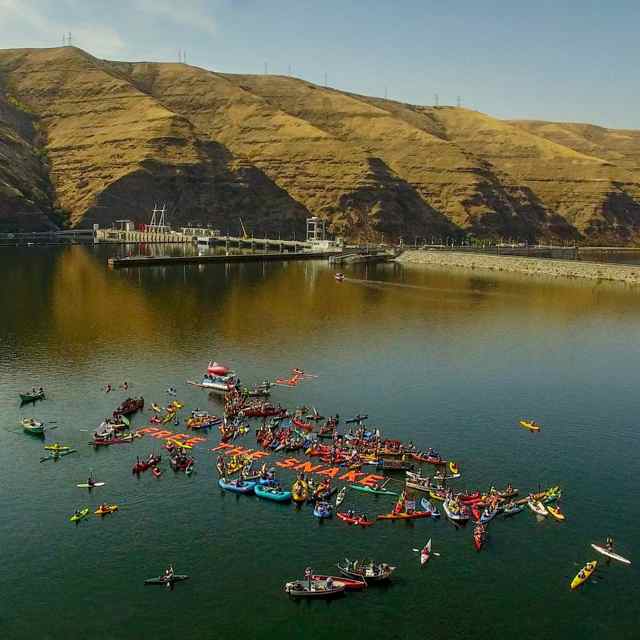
[304,566,312,590]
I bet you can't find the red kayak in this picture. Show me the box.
[152,466,162,478]
[473,524,486,551]
[292,416,314,432]
[311,575,367,590]
[337,512,375,527]
[458,492,482,504]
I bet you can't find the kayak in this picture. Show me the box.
[570,561,597,589]
[151,403,163,413]
[152,466,162,478]
[590,544,631,565]
[377,511,430,521]
[77,482,105,488]
[69,508,90,522]
[349,484,397,497]
[145,574,190,586]
[479,506,499,524]
[448,461,459,475]
[95,504,118,516]
[292,416,314,432]
[420,498,440,518]
[502,504,524,517]
[254,484,292,502]
[420,539,431,566]
[528,499,548,516]
[520,419,541,432]
[336,512,375,527]
[218,478,256,494]
[473,524,486,551]
[547,505,566,521]
[335,487,347,507]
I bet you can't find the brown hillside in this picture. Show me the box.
[2,46,640,243]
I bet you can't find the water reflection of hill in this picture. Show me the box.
[3,246,640,369]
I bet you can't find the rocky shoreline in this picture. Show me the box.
[396,249,640,285]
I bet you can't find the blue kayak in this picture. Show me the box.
[254,484,291,502]
[479,506,499,524]
[313,501,333,519]
[218,478,256,494]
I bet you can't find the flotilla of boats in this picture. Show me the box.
[17,361,631,598]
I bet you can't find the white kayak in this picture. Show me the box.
[420,539,432,566]
[591,544,631,565]
[77,482,106,488]
[527,499,548,516]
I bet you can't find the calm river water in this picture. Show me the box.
[1,245,638,639]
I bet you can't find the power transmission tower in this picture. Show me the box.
[384,86,388,99]
[288,64,292,76]
[264,61,268,75]
[434,93,439,107]
[68,32,72,47]
[456,96,461,108]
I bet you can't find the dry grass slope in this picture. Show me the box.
[1,46,640,243]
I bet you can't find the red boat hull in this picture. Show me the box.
[311,575,366,590]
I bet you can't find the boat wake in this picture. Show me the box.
[338,277,518,299]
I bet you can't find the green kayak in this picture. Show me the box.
[70,507,90,522]
[349,484,397,496]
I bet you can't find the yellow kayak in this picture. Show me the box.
[95,504,118,516]
[44,443,70,452]
[520,419,541,432]
[547,505,566,521]
[449,461,459,475]
[571,561,597,589]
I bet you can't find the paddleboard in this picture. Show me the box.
[591,544,631,565]
[77,482,105,488]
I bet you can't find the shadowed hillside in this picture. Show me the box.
[2,46,640,243]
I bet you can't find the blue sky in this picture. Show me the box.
[1,0,638,128]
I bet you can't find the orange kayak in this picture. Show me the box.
[377,511,430,520]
